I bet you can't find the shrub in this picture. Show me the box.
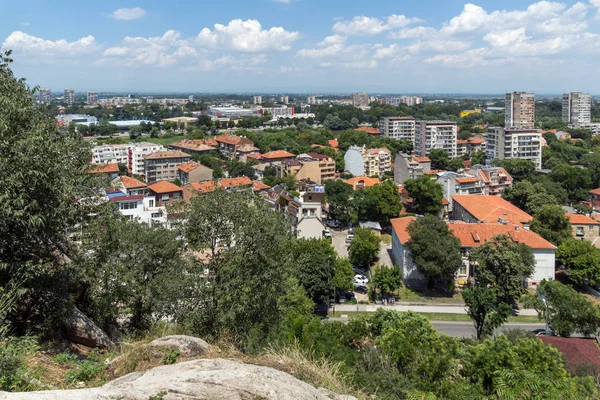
[54,353,78,366]
[65,359,105,385]
[162,347,181,365]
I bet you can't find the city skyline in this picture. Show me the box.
[3,0,600,93]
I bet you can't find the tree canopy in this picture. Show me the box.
[403,176,444,215]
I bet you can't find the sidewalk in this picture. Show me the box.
[335,303,538,316]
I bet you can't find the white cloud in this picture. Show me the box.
[272,0,290,3]
[424,48,489,68]
[20,22,30,27]
[333,14,420,36]
[101,30,185,67]
[2,31,97,54]
[196,19,299,52]
[110,7,146,21]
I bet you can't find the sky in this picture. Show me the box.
[2,0,600,93]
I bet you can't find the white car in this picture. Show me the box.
[353,275,368,286]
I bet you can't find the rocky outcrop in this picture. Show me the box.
[149,335,212,357]
[1,358,359,400]
[63,307,114,349]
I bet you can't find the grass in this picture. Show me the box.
[396,287,465,304]
[330,311,541,324]
[380,234,392,245]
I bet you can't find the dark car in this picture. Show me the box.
[354,285,368,294]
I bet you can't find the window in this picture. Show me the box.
[120,202,137,210]
[590,225,595,231]
[151,212,162,218]
[576,226,584,236]
[148,200,154,208]
[162,194,170,200]
[125,215,134,221]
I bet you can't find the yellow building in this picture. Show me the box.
[459,109,482,118]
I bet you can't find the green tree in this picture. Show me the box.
[407,215,462,289]
[404,176,444,215]
[549,163,592,201]
[292,238,336,304]
[0,51,94,336]
[471,150,486,166]
[349,228,381,268]
[333,257,354,293]
[352,180,402,225]
[525,280,600,337]
[529,204,572,246]
[372,266,403,298]
[463,235,535,339]
[428,149,450,170]
[492,159,536,182]
[324,180,355,225]
[557,239,600,286]
[197,114,212,127]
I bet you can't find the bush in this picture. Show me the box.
[65,359,105,385]
[162,347,181,365]
[0,337,40,391]
[54,353,78,366]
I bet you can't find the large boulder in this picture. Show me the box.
[63,307,114,349]
[0,358,359,400]
[149,335,212,357]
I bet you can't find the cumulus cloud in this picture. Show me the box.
[110,7,146,21]
[196,19,299,52]
[272,0,290,3]
[2,31,97,54]
[333,14,420,36]
[101,30,185,67]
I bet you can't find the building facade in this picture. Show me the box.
[566,213,600,242]
[253,95,262,105]
[277,153,336,183]
[63,88,75,106]
[466,166,513,196]
[144,151,191,183]
[215,134,255,158]
[379,116,416,142]
[486,127,542,170]
[176,162,213,185]
[415,121,458,158]
[344,145,391,177]
[505,92,535,128]
[353,92,369,108]
[456,137,485,157]
[562,92,591,126]
[394,153,431,184]
[87,91,98,105]
[38,88,51,104]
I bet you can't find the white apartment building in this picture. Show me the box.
[38,88,51,104]
[401,96,423,106]
[563,92,591,126]
[353,92,369,108]
[108,192,168,225]
[253,95,262,105]
[307,95,316,105]
[344,145,391,177]
[505,92,535,128]
[579,123,600,136]
[63,89,75,106]
[415,121,458,158]
[280,95,289,105]
[486,127,542,170]
[91,142,165,175]
[87,91,98,105]
[380,116,416,142]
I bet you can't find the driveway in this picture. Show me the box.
[331,228,349,258]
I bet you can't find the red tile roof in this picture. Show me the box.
[455,177,480,184]
[177,161,211,173]
[343,176,380,188]
[120,176,147,189]
[215,134,253,146]
[89,163,119,174]
[413,156,431,163]
[304,152,332,160]
[540,337,600,371]
[109,194,144,203]
[261,150,296,159]
[590,188,600,196]
[567,213,600,225]
[452,195,532,224]
[390,216,416,244]
[449,222,555,249]
[189,181,216,193]
[219,176,253,188]
[246,153,263,160]
[252,181,271,192]
[170,139,216,152]
[148,181,183,194]
[468,137,485,144]
[367,147,391,155]
[328,139,339,148]
[144,151,190,160]
[355,126,381,135]
[456,139,468,145]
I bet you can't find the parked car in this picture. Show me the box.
[345,234,354,243]
[353,276,368,286]
[322,229,332,239]
[354,285,368,294]
[327,219,342,229]
[348,227,355,235]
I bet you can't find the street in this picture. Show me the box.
[334,303,538,316]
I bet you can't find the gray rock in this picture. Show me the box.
[63,307,114,349]
[148,335,212,357]
[0,358,357,400]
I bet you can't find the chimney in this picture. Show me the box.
[515,225,519,232]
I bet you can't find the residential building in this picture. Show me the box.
[129,142,166,176]
[505,92,535,128]
[281,95,289,104]
[88,163,119,180]
[456,137,486,157]
[307,95,316,105]
[415,121,458,158]
[207,107,257,119]
[566,213,600,242]
[590,188,600,210]
[343,176,380,190]
[401,96,423,106]
[215,134,255,158]
[261,150,296,163]
[107,191,167,225]
[344,145,391,177]
[266,184,326,239]
[353,92,369,108]
[391,216,556,287]
[144,151,191,183]
[579,123,600,136]
[451,195,532,225]
[379,116,416,141]
[562,92,591,126]
[466,166,513,196]
[258,105,294,119]
[277,153,335,183]
[486,127,542,170]
[253,95,262,105]
[147,181,184,207]
[63,88,75,106]
[87,91,98,105]
[437,172,485,209]
[168,139,216,156]
[394,153,431,184]
[92,142,165,175]
[237,144,261,160]
[38,88,51,104]
[111,176,148,196]
[176,162,213,185]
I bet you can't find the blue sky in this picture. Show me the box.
[2,0,599,93]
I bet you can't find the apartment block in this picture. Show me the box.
[465,166,513,196]
[38,88,51,104]
[353,92,369,108]
[486,127,542,170]
[144,151,191,183]
[563,92,591,126]
[281,95,289,105]
[379,116,416,142]
[87,91,98,105]
[505,92,535,128]
[307,95,317,105]
[253,95,262,105]
[277,152,335,183]
[456,137,485,157]
[176,161,213,185]
[344,145,391,177]
[63,88,75,106]
[91,142,165,175]
[215,134,255,158]
[394,153,431,184]
[415,121,458,158]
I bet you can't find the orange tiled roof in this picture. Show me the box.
[413,156,431,163]
[355,126,381,135]
[215,134,253,146]
[449,222,556,249]
[452,195,532,224]
[328,139,339,148]
[189,181,217,193]
[456,139,468,145]
[201,138,218,146]
[566,213,600,225]
[343,176,380,188]
[89,163,119,174]
[219,176,253,188]
[246,153,263,160]
[261,150,296,159]
[170,139,216,152]
[177,161,211,173]
[120,176,146,189]
[367,147,391,155]
[455,177,480,184]
[390,216,416,244]
[468,137,485,144]
[148,181,183,194]
[144,150,190,160]
[252,181,271,192]
[590,188,600,196]
[424,169,446,175]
